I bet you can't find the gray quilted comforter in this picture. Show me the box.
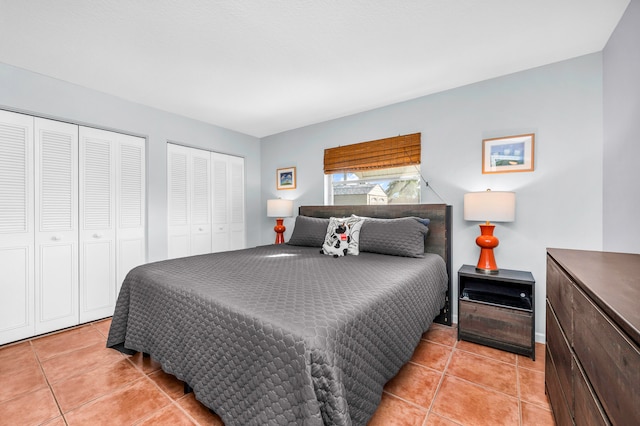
[107,244,447,425]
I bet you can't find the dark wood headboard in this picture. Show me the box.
[298,204,453,326]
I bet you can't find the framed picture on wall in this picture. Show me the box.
[276,167,297,190]
[482,133,535,174]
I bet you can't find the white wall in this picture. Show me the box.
[261,54,605,342]
[0,62,262,262]
[603,0,640,254]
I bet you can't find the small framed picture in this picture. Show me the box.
[482,133,535,174]
[276,167,296,190]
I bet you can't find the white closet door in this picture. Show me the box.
[116,134,146,293]
[167,144,190,259]
[79,127,116,322]
[229,155,245,250]
[0,110,35,345]
[211,153,229,253]
[34,117,78,334]
[190,149,211,255]
[211,152,245,252]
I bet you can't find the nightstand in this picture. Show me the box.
[457,265,535,359]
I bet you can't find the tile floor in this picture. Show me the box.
[0,319,554,425]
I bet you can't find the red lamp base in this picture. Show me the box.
[475,223,500,274]
[273,218,286,244]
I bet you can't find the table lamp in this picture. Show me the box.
[464,189,515,274]
[267,198,294,244]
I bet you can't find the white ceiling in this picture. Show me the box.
[0,0,630,137]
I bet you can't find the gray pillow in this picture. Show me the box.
[287,215,330,247]
[359,216,430,257]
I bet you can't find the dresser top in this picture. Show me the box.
[547,248,640,346]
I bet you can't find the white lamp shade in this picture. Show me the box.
[464,190,515,222]
[267,199,294,218]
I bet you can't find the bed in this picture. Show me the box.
[107,204,452,425]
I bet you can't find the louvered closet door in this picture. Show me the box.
[79,127,116,322]
[0,110,35,345]
[167,144,190,259]
[34,118,79,334]
[228,155,245,250]
[190,149,212,255]
[116,134,146,293]
[211,153,229,253]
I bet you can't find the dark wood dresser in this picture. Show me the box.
[546,248,640,425]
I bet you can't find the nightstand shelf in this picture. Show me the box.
[457,265,535,359]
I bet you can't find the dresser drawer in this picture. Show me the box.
[545,347,574,426]
[574,358,610,426]
[546,300,573,416]
[459,300,532,348]
[573,285,640,424]
[546,256,573,342]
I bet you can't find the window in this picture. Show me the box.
[327,166,421,205]
[323,133,422,205]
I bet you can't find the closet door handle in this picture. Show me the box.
[93,233,103,239]
[51,235,62,241]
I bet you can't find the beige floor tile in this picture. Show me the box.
[0,387,61,425]
[176,393,225,426]
[32,325,105,361]
[455,340,517,364]
[521,401,555,425]
[446,349,518,396]
[135,403,197,425]
[411,340,453,372]
[0,359,48,402]
[518,342,546,372]
[422,325,457,347]
[92,318,113,338]
[367,393,427,426]
[64,377,171,425]
[424,412,463,426]
[0,341,34,363]
[432,375,520,426]
[127,351,163,374]
[51,358,144,412]
[148,368,186,400]
[519,367,550,407]
[384,362,442,408]
[41,341,125,383]
[0,346,39,376]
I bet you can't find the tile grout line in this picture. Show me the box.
[516,353,523,426]
[453,345,518,366]
[380,388,430,414]
[140,355,212,426]
[54,361,145,418]
[34,324,139,423]
[420,337,458,426]
[30,339,68,425]
[380,333,458,413]
[172,395,209,426]
[129,351,211,426]
[94,317,199,424]
[129,374,197,426]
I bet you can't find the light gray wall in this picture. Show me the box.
[603,0,640,253]
[0,62,262,262]
[261,54,605,341]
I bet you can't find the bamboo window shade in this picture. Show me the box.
[323,133,421,174]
